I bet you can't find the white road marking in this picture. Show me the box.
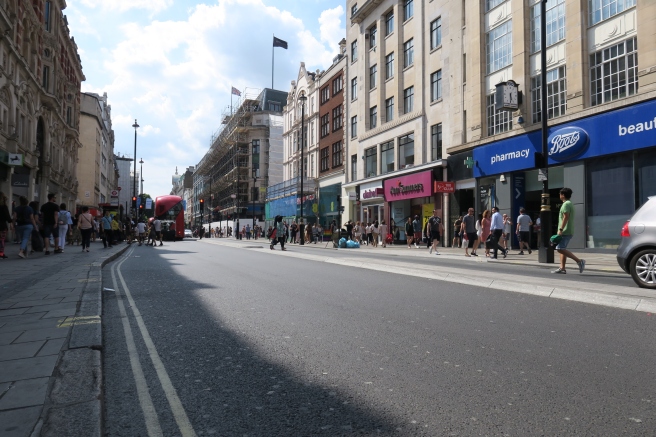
[116,247,198,437]
[110,260,164,437]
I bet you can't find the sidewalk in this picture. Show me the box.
[215,236,624,274]
[0,241,129,437]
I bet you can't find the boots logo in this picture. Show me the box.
[548,127,589,162]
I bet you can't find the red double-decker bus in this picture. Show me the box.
[155,195,185,240]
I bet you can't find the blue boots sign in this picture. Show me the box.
[547,127,590,162]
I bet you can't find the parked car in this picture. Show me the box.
[617,196,656,289]
[184,229,193,238]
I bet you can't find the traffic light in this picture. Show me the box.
[132,196,137,208]
[199,198,205,212]
[139,204,143,211]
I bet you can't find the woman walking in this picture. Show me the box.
[12,196,38,259]
[270,215,287,250]
[56,203,72,253]
[481,210,492,257]
[371,221,379,247]
[379,220,388,248]
[78,206,94,252]
[0,192,13,259]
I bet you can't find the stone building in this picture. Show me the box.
[345,0,656,248]
[0,0,84,210]
[78,92,116,210]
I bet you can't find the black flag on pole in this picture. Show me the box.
[273,36,288,49]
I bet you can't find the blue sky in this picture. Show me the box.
[65,0,345,197]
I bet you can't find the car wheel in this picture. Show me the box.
[629,249,656,289]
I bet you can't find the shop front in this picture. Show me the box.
[383,170,435,242]
[472,97,656,249]
[358,181,385,227]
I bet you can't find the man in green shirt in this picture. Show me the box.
[552,187,585,274]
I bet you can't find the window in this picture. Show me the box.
[365,147,377,177]
[398,134,414,168]
[403,39,414,68]
[385,52,394,79]
[369,25,377,49]
[320,147,330,172]
[321,86,330,104]
[486,20,512,74]
[530,0,565,53]
[590,0,636,26]
[486,93,512,135]
[430,70,442,102]
[486,0,506,11]
[385,97,394,122]
[252,140,260,178]
[431,124,442,161]
[385,10,394,36]
[351,40,358,62]
[332,141,343,167]
[590,37,638,106]
[332,105,343,131]
[45,1,52,32]
[66,107,72,126]
[42,66,50,92]
[351,115,357,138]
[251,186,259,202]
[369,65,377,89]
[351,154,357,181]
[430,18,442,50]
[321,114,330,137]
[311,155,315,177]
[332,76,343,95]
[531,66,567,123]
[351,77,357,100]
[370,106,378,129]
[269,102,281,112]
[381,141,394,174]
[403,87,414,114]
[351,3,357,16]
[403,0,414,21]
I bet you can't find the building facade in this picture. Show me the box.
[345,0,656,249]
[114,153,134,218]
[0,0,85,211]
[79,92,116,210]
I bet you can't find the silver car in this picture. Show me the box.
[617,196,656,289]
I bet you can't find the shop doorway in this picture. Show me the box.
[449,189,474,246]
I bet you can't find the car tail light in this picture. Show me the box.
[620,221,630,237]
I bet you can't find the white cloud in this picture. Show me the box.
[74,0,345,198]
[78,0,173,14]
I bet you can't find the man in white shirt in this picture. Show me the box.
[516,208,533,255]
[153,218,163,246]
[489,206,508,259]
[136,220,146,246]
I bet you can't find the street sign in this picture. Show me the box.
[538,169,547,181]
[110,190,119,197]
[434,181,455,193]
[8,153,23,166]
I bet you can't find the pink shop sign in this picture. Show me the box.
[384,170,433,201]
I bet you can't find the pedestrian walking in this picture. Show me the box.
[101,211,113,248]
[372,220,379,247]
[331,220,340,248]
[12,196,38,259]
[428,209,444,255]
[516,208,533,255]
[77,206,94,252]
[461,208,479,257]
[270,215,287,250]
[480,211,491,257]
[354,221,362,244]
[412,215,422,249]
[552,188,586,274]
[379,220,388,248]
[489,206,508,260]
[136,220,146,245]
[0,192,13,259]
[153,217,163,246]
[502,214,513,250]
[56,203,72,253]
[405,217,414,248]
[245,223,251,240]
[40,193,60,255]
[452,216,463,248]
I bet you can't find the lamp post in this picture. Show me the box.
[208,175,212,238]
[538,0,554,263]
[230,193,237,238]
[252,176,258,234]
[139,158,144,195]
[132,119,139,219]
[298,91,307,245]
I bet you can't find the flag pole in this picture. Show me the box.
[230,87,233,116]
[272,34,275,89]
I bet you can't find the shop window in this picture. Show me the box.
[586,154,634,248]
[398,133,414,168]
[637,149,656,207]
[381,140,394,174]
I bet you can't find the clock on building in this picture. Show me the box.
[495,80,519,111]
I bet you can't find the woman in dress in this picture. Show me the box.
[77,206,94,252]
[481,210,492,257]
[354,221,362,244]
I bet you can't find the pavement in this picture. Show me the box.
[0,241,129,437]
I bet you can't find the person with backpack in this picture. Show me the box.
[12,196,38,259]
[56,203,72,253]
[270,215,287,250]
[428,209,444,255]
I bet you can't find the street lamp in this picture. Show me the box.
[298,91,307,245]
[132,119,139,219]
[538,0,554,264]
[208,175,212,238]
[139,158,144,195]
[252,176,258,234]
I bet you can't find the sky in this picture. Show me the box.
[65,0,346,197]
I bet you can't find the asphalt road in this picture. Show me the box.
[102,241,655,436]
